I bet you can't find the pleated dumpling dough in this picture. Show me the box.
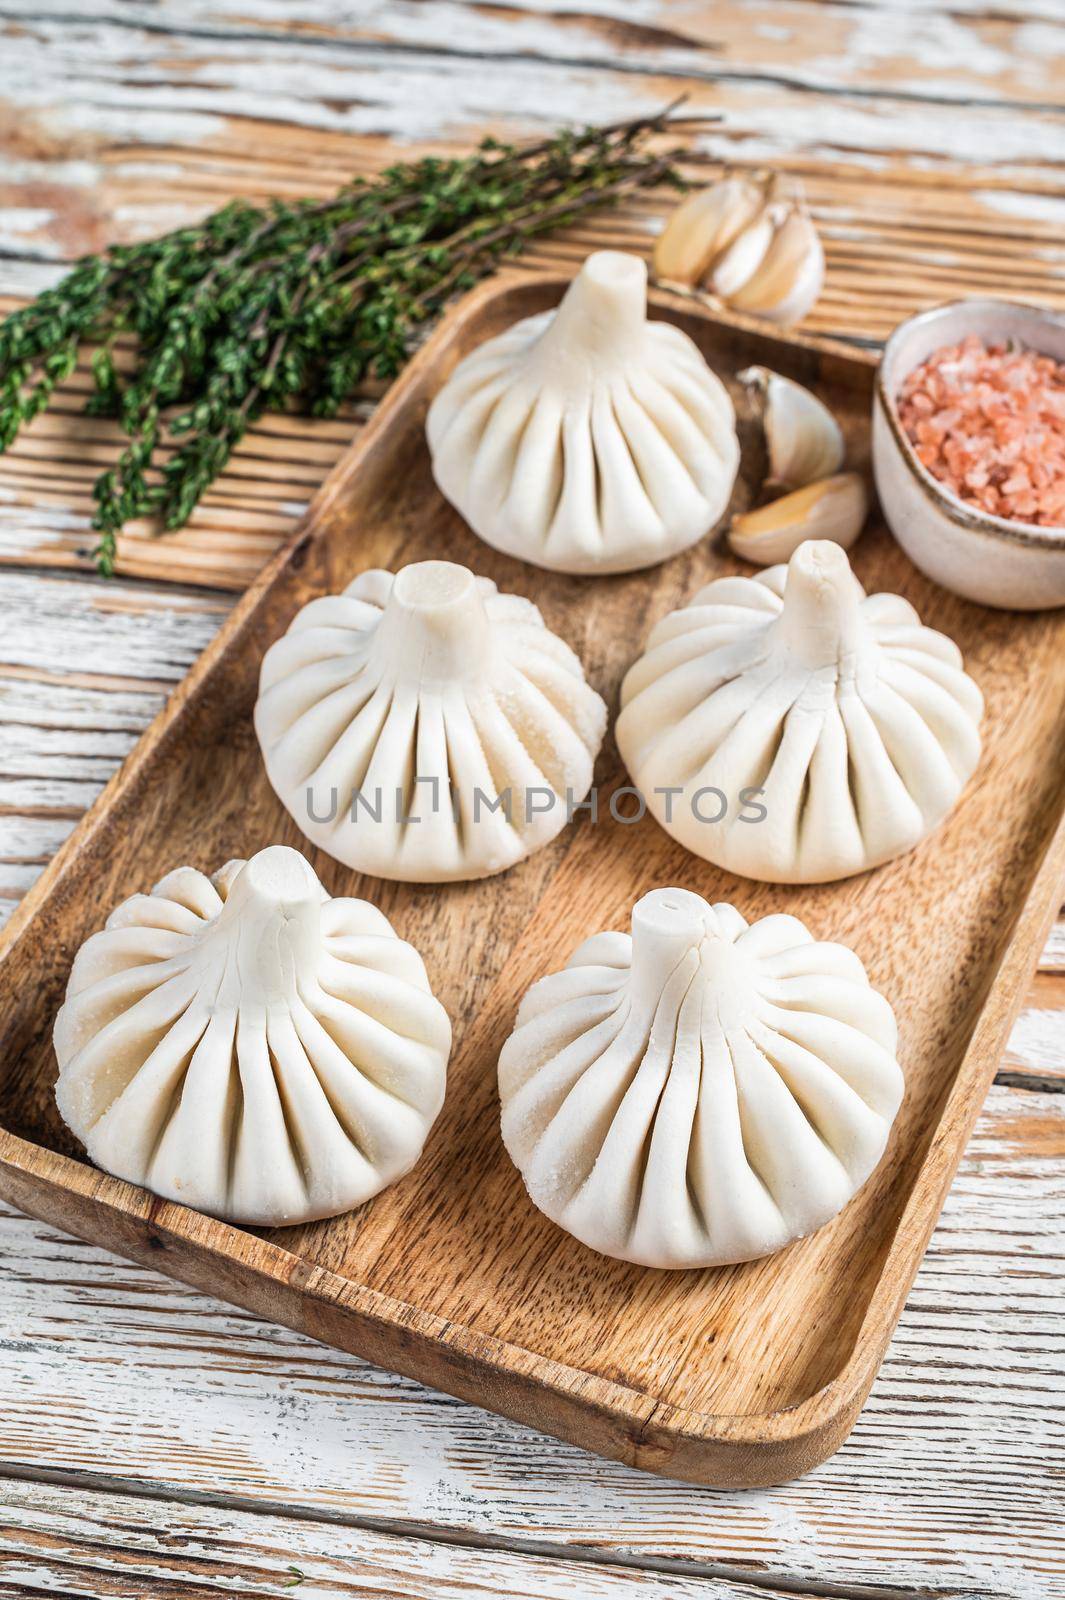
[54,845,451,1226]
[254,560,606,882]
[499,887,903,1268]
[426,251,740,573]
[617,540,983,883]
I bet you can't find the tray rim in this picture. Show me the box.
[3,271,1063,1485]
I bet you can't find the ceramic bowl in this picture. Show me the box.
[873,298,1065,610]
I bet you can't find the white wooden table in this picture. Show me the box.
[1,5,1063,1596]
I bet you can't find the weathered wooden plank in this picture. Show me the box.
[1039,925,1065,974]
[0,574,230,683]
[0,676,165,733]
[0,1084,1060,1598]
[1002,972,1065,1087]
[0,577,226,923]
[4,0,1065,113]
[0,21,1056,258]
[0,1479,796,1600]
[0,817,74,931]
[3,19,1063,244]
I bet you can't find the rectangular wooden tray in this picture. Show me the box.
[3,275,1064,1489]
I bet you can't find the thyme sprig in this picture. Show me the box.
[0,106,706,573]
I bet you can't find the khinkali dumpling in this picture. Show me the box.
[617,540,983,883]
[499,887,902,1268]
[54,845,451,1226]
[254,560,606,882]
[426,251,740,574]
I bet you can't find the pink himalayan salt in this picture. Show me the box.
[897,333,1065,528]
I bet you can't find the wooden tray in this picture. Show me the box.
[2,275,1064,1489]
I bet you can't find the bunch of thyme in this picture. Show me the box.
[0,105,705,573]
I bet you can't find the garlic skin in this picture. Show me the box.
[728,472,867,565]
[652,177,763,286]
[710,206,775,300]
[654,175,824,326]
[728,208,824,325]
[739,366,845,488]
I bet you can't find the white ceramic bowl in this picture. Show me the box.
[873,298,1065,610]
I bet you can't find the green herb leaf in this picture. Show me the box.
[0,105,706,573]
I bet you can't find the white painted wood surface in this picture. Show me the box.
[1,3,1064,1596]
[0,1085,1061,1598]
[0,1476,814,1600]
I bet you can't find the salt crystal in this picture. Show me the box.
[897,335,1065,527]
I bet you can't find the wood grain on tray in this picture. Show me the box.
[1,277,1063,1488]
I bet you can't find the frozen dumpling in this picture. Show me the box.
[54,845,451,1226]
[254,560,607,882]
[499,887,903,1268]
[616,540,983,883]
[427,251,740,574]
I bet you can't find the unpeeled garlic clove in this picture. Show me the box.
[653,176,764,287]
[709,205,776,300]
[653,173,824,326]
[728,207,824,325]
[739,366,845,488]
[728,472,867,565]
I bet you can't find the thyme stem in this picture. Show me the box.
[0,106,704,573]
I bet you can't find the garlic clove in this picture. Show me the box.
[728,472,867,565]
[739,366,845,488]
[653,176,765,287]
[653,173,826,325]
[710,207,777,301]
[728,208,824,325]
